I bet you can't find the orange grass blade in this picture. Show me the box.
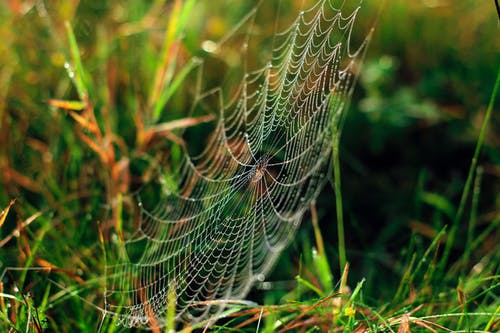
[149,114,216,133]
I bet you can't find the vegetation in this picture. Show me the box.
[0,0,499,332]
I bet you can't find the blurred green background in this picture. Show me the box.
[0,0,499,331]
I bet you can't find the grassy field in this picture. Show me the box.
[1,0,499,332]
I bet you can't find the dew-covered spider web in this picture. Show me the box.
[104,0,372,328]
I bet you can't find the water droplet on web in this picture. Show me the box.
[257,273,265,281]
[64,62,70,69]
[261,282,271,290]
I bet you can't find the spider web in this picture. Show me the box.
[104,0,371,327]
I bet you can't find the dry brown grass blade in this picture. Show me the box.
[397,314,411,333]
[409,220,440,240]
[0,212,41,247]
[136,281,161,333]
[139,114,215,149]
[413,319,441,333]
[2,167,42,193]
[76,131,110,165]
[234,307,271,329]
[281,316,326,332]
[0,281,5,312]
[276,295,337,333]
[111,158,130,194]
[35,258,85,284]
[136,112,187,148]
[149,114,216,133]
[69,110,101,134]
[0,199,15,228]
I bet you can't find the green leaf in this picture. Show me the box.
[421,191,455,219]
[153,57,202,122]
[64,21,90,101]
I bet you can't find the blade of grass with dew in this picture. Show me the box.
[441,67,500,272]
[64,21,91,101]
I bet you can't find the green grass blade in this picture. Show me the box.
[64,21,90,101]
[420,191,455,220]
[296,275,324,297]
[150,0,197,121]
[441,67,500,271]
[153,57,201,121]
[461,166,483,278]
[333,131,346,272]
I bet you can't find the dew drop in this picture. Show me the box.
[201,40,218,53]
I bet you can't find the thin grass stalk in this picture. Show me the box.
[332,131,346,273]
[440,67,500,271]
[461,166,483,278]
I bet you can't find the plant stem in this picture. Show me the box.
[333,132,347,271]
